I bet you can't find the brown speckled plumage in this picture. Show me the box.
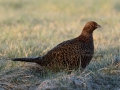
[12,21,101,71]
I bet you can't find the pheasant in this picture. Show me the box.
[12,21,101,71]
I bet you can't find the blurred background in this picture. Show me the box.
[0,0,120,51]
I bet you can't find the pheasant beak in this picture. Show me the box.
[96,24,101,28]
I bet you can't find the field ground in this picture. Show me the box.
[0,0,120,90]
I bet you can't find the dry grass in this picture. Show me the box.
[0,0,120,89]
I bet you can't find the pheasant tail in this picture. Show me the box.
[12,57,42,63]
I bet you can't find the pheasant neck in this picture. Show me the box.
[81,30,93,37]
[78,32,93,42]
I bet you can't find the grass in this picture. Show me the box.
[0,0,120,89]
